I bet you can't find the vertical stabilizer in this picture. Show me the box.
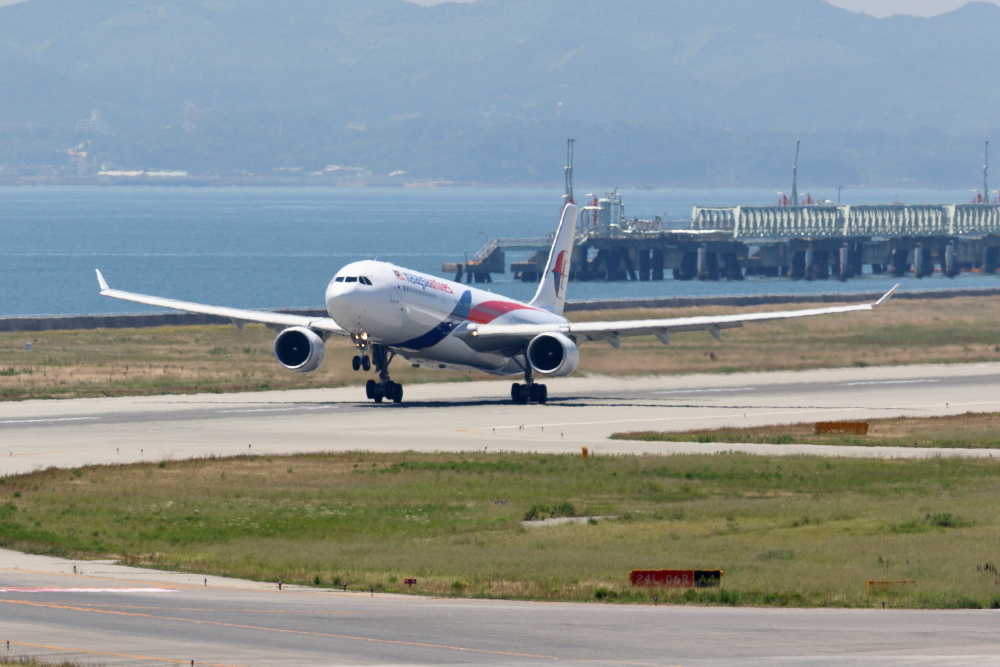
[529,203,578,315]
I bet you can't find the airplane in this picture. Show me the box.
[96,201,899,405]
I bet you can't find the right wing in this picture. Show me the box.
[95,270,348,335]
[468,284,900,349]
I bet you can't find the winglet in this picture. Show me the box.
[95,269,109,292]
[874,283,900,307]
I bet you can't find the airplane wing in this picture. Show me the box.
[95,270,348,335]
[469,284,900,349]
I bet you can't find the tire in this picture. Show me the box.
[538,384,547,404]
[362,356,371,372]
[365,379,377,399]
[392,383,403,404]
[528,384,541,403]
[352,356,361,371]
[511,383,521,403]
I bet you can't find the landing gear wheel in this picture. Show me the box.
[389,381,403,404]
[511,383,528,405]
[374,386,384,404]
[352,356,362,371]
[524,384,548,403]
[366,379,377,400]
[362,356,371,372]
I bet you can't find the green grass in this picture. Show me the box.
[612,411,1000,448]
[4,451,1000,608]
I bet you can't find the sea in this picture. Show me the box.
[0,185,995,317]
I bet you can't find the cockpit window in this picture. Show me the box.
[345,277,358,283]
[359,276,372,285]
[335,277,345,282]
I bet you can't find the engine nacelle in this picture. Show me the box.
[527,332,580,377]
[273,326,326,373]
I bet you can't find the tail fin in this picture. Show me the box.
[529,203,578,315]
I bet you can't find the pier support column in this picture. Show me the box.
[622,250,637,281]
[788,251,806,279]
[697,245,719,281]
[986,246,999,274]
[804,249,815,281]
[651,248,665,281]
[839,245,850,282]
[945,243,958,277]
[638,249,651,281]
[889,248,910,276]
[914,246,930,278]
[678,252,697,280]
[722,253,743,280]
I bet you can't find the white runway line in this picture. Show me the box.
[0,587,178,593]
[843,379,941,386]
[654,387,756,394]
[0,417,99,424]
[215,406,336,414]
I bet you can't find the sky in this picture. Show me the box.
[0,0,996,16]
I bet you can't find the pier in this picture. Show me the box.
[444,201,1000,283]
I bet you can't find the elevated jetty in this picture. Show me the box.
[444,201,1000,283]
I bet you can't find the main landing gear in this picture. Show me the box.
[357,343,402,404]
[511,363,547,405]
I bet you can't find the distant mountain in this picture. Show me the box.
[0,0,997,186]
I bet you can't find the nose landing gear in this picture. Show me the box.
[363,344,402,404]
[351,334,373,372]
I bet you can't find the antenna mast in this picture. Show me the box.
[791,139,800,206]
[564,138,575,204]
[984,140,990,204]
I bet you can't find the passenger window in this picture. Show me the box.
[335,277,345,282]
[345,277,358,283]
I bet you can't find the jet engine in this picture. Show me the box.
[526,332,579,377]
[273,326,326,373]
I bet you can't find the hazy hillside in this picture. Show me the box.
[0,0,997,186]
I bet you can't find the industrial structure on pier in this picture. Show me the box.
[444,141,1000,283]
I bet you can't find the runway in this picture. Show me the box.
[5,363,1000,665]
[2,362,1000,477]
[3,547,1000,667]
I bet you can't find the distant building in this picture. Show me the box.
[75,110,109,134]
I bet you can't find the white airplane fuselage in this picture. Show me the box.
[326,260,566,375]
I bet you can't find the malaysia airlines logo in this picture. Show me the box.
[551,250,567,297]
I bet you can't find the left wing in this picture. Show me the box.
[95,270,348,335]
[469,284,900,349]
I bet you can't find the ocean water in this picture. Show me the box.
[0,185,995,317]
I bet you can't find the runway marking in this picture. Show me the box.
[0,598,683,666]
[653,387,756,395]
[0,417,99,424]
[69,602,369,614]
[0,587,176,593]
[843,379,940,387]
[215,406,336,414]
[8,641,240,667]
[475,407,893,434]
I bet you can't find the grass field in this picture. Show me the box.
[2,294,1000,401]
[613,411,1000,448]
[4,451,1000,608]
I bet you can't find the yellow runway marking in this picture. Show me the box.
[2,598,683,666]
[9,640,240,667]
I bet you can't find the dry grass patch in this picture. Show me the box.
[614,411,1000,448]
[3,294,1000,400]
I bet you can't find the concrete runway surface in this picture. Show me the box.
[3,547,1000,667]
[5,363,1000,665]
[2,362,1000,476]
